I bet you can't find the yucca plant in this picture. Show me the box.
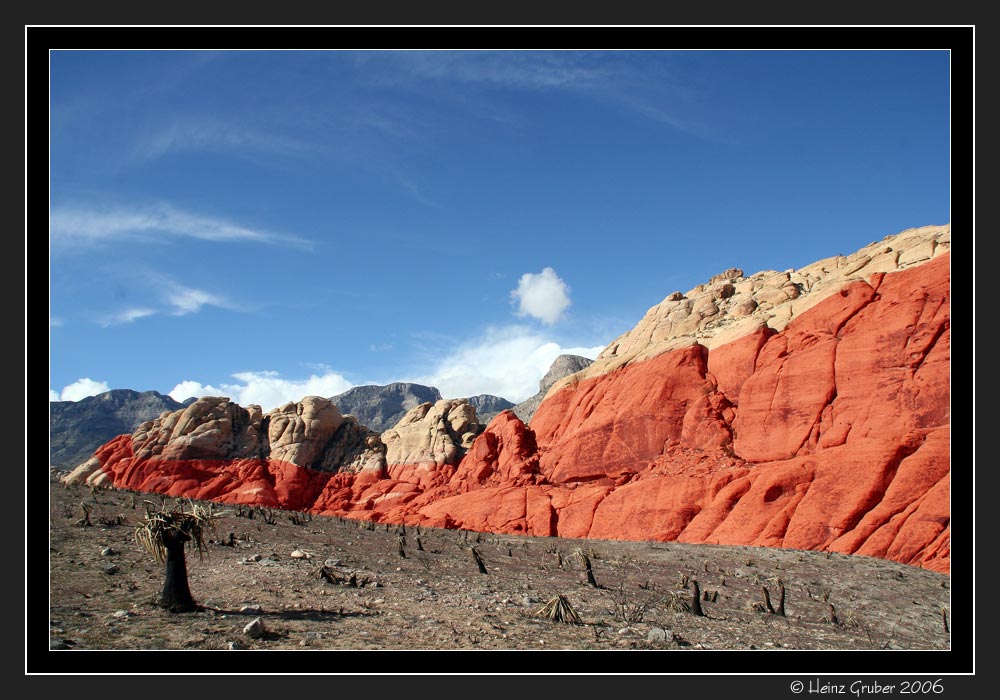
[537,594,581,624]
[134,501,222,613]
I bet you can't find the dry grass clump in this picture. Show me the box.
[134,501,221,563]
[537,594,582,624]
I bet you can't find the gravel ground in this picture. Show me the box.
[46,477,951,657]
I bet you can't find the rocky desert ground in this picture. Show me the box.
[45,473,952,661]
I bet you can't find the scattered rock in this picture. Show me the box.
[239,605,263,615]
[243,617,266,639]
[646,627,669,642]
[111,610,131,619]
[225,640,243,650]
[100,547,115,556]
[290,549,310,559]
[102,564,119,575]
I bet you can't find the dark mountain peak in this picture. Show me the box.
[49,389,186,470]
[512,354,594,424]
[330,383,443,433]
[463,394,515,424]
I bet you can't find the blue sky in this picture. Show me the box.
[48,49,951,409]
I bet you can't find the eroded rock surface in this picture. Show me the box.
[62,225,951,572]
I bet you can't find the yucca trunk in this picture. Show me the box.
[160,528,196,612]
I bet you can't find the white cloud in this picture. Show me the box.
[51,203,313,251]
[167,380,222,402]
[166,285,232,316]
[134,119,309,162]
[93,280,235,326]
[97,307,157,327]
[510,267,572,325]
[54,378,111,402]
[362,51,613,92]
[169,370,355,413]
[409,325,604,403]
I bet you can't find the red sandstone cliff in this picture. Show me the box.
[62,225,951,572]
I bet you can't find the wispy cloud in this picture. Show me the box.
[97,307,157,327]
[94,276,238,327]
[132,117,311,163]
[165,284,235,316]
[356,51,719,141]
[359,51,614,92]
[51,203,313,251]
[169,369,355,413]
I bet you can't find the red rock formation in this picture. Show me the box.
[63,235,951,573]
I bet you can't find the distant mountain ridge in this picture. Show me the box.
[464,394,515,424]
[329,383,514,432]
[49,389,190,470]
[49,382,514,469]
[329,383,444,433]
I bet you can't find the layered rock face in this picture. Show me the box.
[551,225,949,395]
[63,225,951,573]
[382,399,483,470]
[62,396,388,502]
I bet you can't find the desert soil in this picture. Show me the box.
[47,474,951,653]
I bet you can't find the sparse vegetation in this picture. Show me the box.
[48,477,952,651]
[470,546,488,574]
[74,502,92,527]
[691,580,704,616]
[537,594,581,624]
[133,501,224,613]
[574,547,598,587]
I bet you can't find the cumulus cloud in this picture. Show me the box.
[51,203,313,251]
[169,370,354,413]
[510,267,571,325]
[409,325,604,403]
[52,378,111,402]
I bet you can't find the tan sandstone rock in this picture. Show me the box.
[381,399,482,469]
